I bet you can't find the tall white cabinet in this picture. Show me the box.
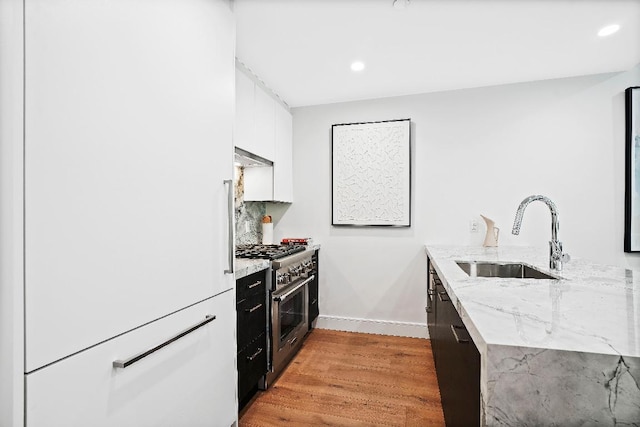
[19,0,237,425]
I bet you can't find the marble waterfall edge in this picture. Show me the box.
[485,346,640,425]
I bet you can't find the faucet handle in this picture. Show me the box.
[561,252,571,263]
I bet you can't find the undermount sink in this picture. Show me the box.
[456,261,559,280]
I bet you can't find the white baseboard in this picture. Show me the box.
[315,315,428,339]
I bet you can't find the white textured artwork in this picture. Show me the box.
[332,119,410,226]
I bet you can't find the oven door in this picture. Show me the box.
[270,275,313,373]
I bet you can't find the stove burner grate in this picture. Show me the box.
[235,244,306,260]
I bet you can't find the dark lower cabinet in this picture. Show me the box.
[308,250,320,329]
[428,259,480,427]
[236,269,268,409]
[237,332,267,403]
[426,261,439,362]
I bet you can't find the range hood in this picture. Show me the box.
[234,147,273,167]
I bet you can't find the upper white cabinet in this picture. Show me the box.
[273,103,294,202]
[235,68,275,161]
[253,80,276,161]
[235,70,260,159]
[24,0,235,372]
[237,66,293,203]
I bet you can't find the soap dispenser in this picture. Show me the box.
[481,215,499,247]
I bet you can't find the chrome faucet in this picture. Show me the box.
[512,195,570,271]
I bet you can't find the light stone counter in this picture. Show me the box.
[425,245,640,426]
[235,258,269,280]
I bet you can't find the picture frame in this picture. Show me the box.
[331,118,411,227]
[625,87,640,252]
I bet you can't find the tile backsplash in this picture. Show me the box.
[235,166,265,244]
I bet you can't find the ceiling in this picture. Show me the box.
[235,0,640,108]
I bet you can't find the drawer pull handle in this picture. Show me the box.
[113,315,216,369]
[245,303,263,313]
[247,347,263,362]
[438,291,450,302]
[248,281,262,289]
[450,324,469,344]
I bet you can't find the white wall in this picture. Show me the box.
[273,65,640,337]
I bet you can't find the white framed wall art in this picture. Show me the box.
[332,118,411,226]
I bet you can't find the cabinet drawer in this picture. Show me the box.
[237,332,267,403]
[23,0,235,372]
[237,292,267,351]
[25,291,237,427]
[236,270,266,301]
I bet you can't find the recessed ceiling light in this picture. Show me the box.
[598,24,620,37]
[393,0,410,10]
[351,61,365,72]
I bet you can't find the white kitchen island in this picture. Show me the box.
[425,245,640,426]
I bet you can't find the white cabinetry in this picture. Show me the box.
[26,291,236,427]
[235,68,275,161]
[21,0,236,424]
[253,80,276,161]
[274,103,294,203]
[235,70,258,158]
[24,0,235,373]
[235,66,293,202]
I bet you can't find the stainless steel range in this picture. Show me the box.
[236,244,315,387]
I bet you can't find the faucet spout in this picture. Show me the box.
[511,195,568,271]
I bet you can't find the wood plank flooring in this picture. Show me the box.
[239,329,445,427]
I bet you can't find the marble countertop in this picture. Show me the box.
[425,245,640,358]
[235,258,269,280]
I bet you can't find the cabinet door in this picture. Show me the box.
[243,166,274,201]
[235,69,256,156]
[236,291,267,352]
[436,284,480,427]
[253,85,276,161]
[237,332,267,405]
[434,284,453,393]
[273,102,293,202]
[24,0,235,371]
[26,291,237,427]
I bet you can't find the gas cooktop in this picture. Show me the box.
[235,244,306,260]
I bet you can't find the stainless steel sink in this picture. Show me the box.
[456,261,559,280]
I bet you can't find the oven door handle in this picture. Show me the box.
[273,275,315,302]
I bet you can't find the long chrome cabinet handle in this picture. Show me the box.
[248,280,262,289]
[247,347,263,362]
[450,324,469,344]
[224,179,234,274]
[274,275,314,302]
[113,315,216,369]
[245,303,263,313]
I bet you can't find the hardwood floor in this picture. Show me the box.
[239,329,445,427]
